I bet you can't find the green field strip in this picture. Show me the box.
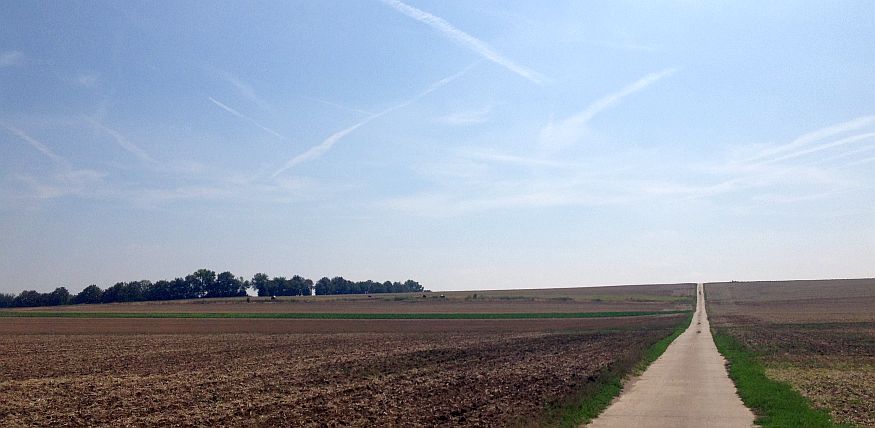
[712,330,849,428]
[0,310,690,320]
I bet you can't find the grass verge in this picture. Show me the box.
[542,312,693,427]
[0,310,689,320]
[711,330,848,428]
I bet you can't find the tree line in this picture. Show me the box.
[0,269,427,308]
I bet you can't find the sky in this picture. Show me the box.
[2,1,875,293]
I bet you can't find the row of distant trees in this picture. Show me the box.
[0,269,427,308]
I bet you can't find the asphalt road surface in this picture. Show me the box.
[586,283,755,428]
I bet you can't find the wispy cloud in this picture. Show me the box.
[215,70,270,111]
[273,65,473,177]
[539,68,677,151]
[591,40,661,52]
[0,51,24,68]
[755,132,875,166]
[302,96,373,116]
[77,73,99,87]
[811,144,875,165]
[381,0,545,84]
[208,97,287,140]
[437,106,491,125]
[387,108,875,217]
[14,169,107,200]
[744,115,875,163]
[1,124,64,162]
[459,149,576,168]
[84,118,156,164]
[846,155,875,167]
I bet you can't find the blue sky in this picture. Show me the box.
[2,1,874,293]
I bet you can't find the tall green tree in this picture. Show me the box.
[0,293,14,308]
[45,287,71,306]
[186,269,216,298]
[210,271,245,297]
[73,284,103,304]
[251,273,271,296]
[314,277,332,295]
[12,290,43,307]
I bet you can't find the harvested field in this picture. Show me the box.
[707,279,875,427]
[11,283,694,314]
[0,313,687,426]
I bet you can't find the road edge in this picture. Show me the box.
[704,283,846,428]
[543,302,695,427]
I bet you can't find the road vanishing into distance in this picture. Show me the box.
[587,283,756,428]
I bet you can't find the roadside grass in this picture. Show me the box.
[0,310,689,320]
[541,312,693,427]
[711,330,850,428]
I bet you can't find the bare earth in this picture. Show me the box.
[707,279,875,427]
[0,314,687,426]
[587,284,755,428]
[0,283,694,426]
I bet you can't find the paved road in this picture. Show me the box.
[586,283,756,428]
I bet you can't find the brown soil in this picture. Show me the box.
[706,279,875,427]
[706,279,875,324]
[0,315,682,335]
[0,314,685,427]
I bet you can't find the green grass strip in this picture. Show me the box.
[549,312,693,427]
[0,310,689,320]
[712,330,849,428]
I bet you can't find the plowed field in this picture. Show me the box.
[707,279,875,427]
[0,314,687,427]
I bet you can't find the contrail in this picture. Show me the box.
[539,68,677,150]
[569,68,676,125]
[85,118,156,164]
[2,124,64,162]
[755,132,875,166]
[302,96,373,116]
[208,97,287,140]
[272,66,473,177]
[216,70,271,111]
[745,115,875,163]
[381,0,544,84]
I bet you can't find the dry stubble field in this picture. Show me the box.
[0,283,693,427]
[707,279,875,427]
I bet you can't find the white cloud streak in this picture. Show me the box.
[208,97,287,140]
[0,51,24,68]
[2,124,64,162]
[381,0,545,84]
[437,106,491,125]
[460,149,577,168]
[272,65,473,177]
[744,115,875,163]
[539,68,677,151]
[302,96,373,116]
[85,118,156,164]
[216,70,271,111]
[754,132,875,166]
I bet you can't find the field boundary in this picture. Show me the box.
[0,310,690,320]
[711,329,848,428]
[543,312,693,427]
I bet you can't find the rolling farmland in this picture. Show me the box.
[707,279,875,427]
[0,283,694,427]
